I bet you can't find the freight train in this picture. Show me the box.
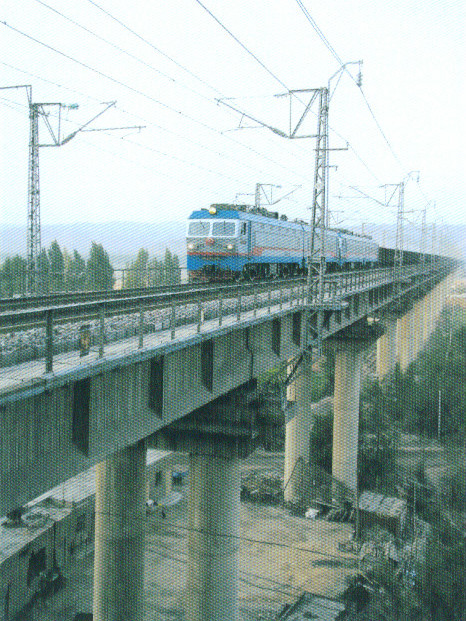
[187,204,379,282]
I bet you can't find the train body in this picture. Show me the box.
[187,205,379,281]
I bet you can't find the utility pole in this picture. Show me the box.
[420,205,427,267]
[431,222,437,267]
[394,180,405,279]
[217,61,357,376]
[26,99,118,294]
[2,86,143,294]
[382,171,419,297]
[28,99,40,293]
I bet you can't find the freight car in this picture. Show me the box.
[187,204,379,281]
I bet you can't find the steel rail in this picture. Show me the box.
[0,264,448,330]
[0,281,205,312]
[0,263,453,377]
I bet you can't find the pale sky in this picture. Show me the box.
[1,0,465,238]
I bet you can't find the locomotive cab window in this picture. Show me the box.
[212,221,236,236]
[188,221,211,236]
[241,223,247,235]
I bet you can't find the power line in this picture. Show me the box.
[1,20,218,134]
[36,1,383,190]
[188,2,384,187]
[81,0,320,170]
[86,0,223,97]
[0,23,309,183]
[0,95,249,188]
[294,0,407,174]
[93,506,355,562]
[32,0,224,110]
[193,0,290,92]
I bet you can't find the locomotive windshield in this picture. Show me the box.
[188,220,211,236]
[212,221,236,236]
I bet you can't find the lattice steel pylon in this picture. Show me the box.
[23,100,127,294]
[305,87,329,356]
[217,87,335,377]
[27,103,41,294]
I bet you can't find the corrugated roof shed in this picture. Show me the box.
[358,492,406,518]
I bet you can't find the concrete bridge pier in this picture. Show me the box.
[187,453,240,621]
[329,322,382,502]
[397,311,412,372]
[151,387,259,621]
[93,440,146,621]
[331,343,364,499]
[376,318,397,380]
[284,364,313,503]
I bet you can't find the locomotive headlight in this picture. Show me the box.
[227,243,234,250]
[187,242,194,250]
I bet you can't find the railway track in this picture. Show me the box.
[0,277,307,331]
[0,281,205,312]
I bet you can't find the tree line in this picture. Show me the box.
[0,241,182,296]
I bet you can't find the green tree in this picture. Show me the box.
[48,240,64,291]
[36,248,50,294]
[64,249,86,291]
[147,256,162,286]
[86,242,113,291]
[359,379,398,493]
[171,252,181,284]
[125,248,149,288]
[0,255,27,296]
[162,249,181,285]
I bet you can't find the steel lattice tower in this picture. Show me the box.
[27,103,41,294]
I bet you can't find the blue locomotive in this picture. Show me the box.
[187,204,378,281]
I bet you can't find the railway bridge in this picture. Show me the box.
[0,257,457,620]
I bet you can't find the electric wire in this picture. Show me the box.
[189,0,384,186]
[2,4,419,214]
[0,96,248,196]
[32,0,222,109]
[92,506,356,562]
[0,62,299,182]
[145,540,306,598]
[294,0,407,174]
[0,25,309,184]
[3,7,383,192]
[85,0,224,97]
[193,0,290,93]
[82,0,320,170]
[0,20,221,135]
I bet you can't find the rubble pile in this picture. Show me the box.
[241,470,284,504]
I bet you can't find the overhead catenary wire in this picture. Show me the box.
[294,0,443,217]
[189,0,385,186]
[0,95,250,201]
[293,0,407,175]
[85,0,386,186]
[2,2,436,225]
[2,9,384,203]
[0,28,314,187]
[31,0,319,173]
[0,34,313,194]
